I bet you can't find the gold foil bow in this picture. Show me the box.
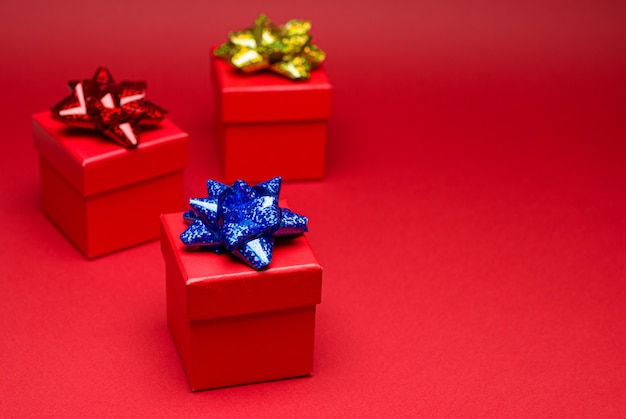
[215,14,326,80]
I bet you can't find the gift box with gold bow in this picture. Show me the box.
[32,68,188,258]
[212,14,332,183]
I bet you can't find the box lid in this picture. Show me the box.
[160,211,323,321]
[33,111,188,197]
[212,51,332,124]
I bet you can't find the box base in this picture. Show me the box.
[40,157,184,258]
[219,121,327,184]
[167,276,316,391]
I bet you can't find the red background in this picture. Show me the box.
[1,1,625,416]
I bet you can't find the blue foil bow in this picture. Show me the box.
[180,177,308,269]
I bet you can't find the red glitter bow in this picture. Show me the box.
[51,67,166,148]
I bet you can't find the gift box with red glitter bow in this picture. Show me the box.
[32,68,188,258]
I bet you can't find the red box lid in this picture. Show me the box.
[160,211,323,321]
[212,50,332,124]
[33,111,188,197]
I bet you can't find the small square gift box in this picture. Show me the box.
[32,67,188,258]
[160,177,323,391]
[212,14,332,183]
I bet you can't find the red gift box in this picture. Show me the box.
[211,52,332,183]
[33,111,188,258]
[160,211,323,391]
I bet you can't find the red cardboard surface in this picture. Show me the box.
[1,1,625,417]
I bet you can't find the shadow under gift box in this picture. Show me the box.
[32,111,188,258]
[160,211,323,391]
[211,51,332,184]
